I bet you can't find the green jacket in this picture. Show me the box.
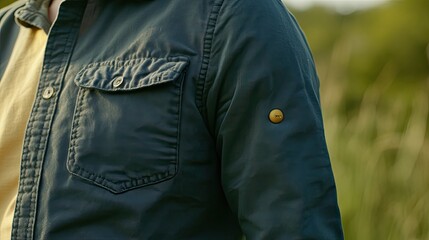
[0,0,343,239]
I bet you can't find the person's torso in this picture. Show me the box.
[0,0,242,239]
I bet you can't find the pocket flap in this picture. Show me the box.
[74,56,189,91]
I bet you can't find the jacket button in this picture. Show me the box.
[42,87,55,99]
[269,109,284,124]
[112,77,124,88]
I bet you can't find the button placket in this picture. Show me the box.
[11,1,89,239]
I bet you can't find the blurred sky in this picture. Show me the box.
[284,0,389,13]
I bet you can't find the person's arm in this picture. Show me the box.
[202,0,343,238]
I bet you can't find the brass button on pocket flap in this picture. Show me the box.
[112,76,124,88]
[74,56,189,91]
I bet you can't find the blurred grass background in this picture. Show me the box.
[289,0,429,239]
[0,0,12,9]
[1,0,428,239]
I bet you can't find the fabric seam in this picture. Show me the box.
[196,0,225,122]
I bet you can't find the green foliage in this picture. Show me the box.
[0,0,14,9]
[291,1,429,239]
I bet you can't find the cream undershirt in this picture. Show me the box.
[0,27,47,240]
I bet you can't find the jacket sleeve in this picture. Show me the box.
[203,0,344,239]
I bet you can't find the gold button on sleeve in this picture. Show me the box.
[269,109,284,124]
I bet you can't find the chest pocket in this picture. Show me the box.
[67,57,189,194]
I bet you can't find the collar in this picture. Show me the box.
[15,0,85,33]
[15,0,52,32]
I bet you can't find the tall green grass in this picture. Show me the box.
[292,1,429,237]
[319,38,429,240]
